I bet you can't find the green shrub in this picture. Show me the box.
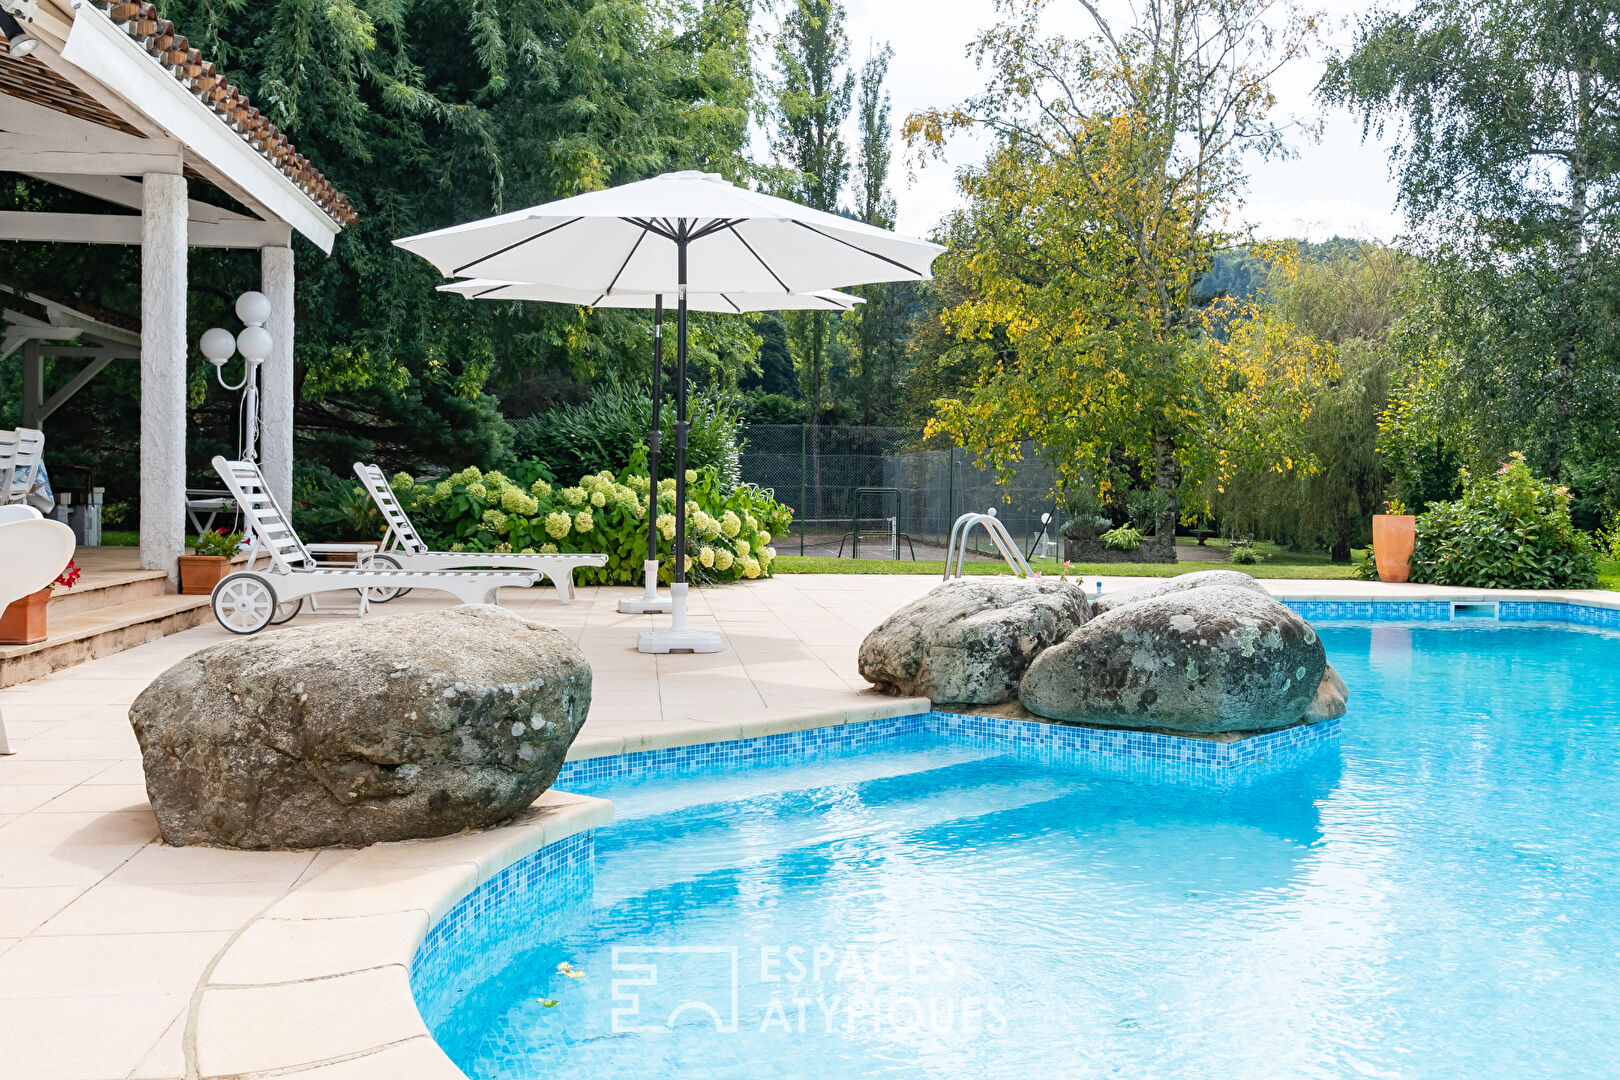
[393,460,791,586]
[509,374,743,487]
[292,464,385,542]
[192,528,243,557]
[1101,524,1143,551]
[1410,452,1598,589]
[1228,539,1263,565]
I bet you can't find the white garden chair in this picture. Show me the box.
[0,515,75,754]
[353,463,607,604]
[209,456,542,635]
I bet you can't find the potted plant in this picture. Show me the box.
[0,559,80,645]
[1372,498,1417,583]
[180,528,243,595]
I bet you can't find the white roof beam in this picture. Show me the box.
[27,172,261,224]
[0,211,292,248]
[0,130,182,174]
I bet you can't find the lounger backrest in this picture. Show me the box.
[211,456,313,572]
[1,427,43,504]
[0,430,16,502]
[353,463,428,554]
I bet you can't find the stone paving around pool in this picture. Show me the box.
[4,574,1620,1079]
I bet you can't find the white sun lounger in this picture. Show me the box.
[353,463,608,604]
[0,427,45,506]
[0,514,75,754]
[208,456,541,634]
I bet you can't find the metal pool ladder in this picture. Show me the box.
[943,509,1033,580]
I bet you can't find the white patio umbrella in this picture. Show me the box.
[397,170,944,654]
[439,280,862,617]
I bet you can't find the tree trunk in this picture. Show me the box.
[1150,431,1179,562]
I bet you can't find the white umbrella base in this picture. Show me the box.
[637,582,722,654]
[618,560,673,615]
[638,627,723,654]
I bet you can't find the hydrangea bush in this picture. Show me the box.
[390,462,791,585]
[1410,452,1598,589]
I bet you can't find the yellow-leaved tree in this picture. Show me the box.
[904,0,1331,558]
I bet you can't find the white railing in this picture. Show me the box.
[943,509,1034,580]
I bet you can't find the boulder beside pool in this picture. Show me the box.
[858,577,1092,704]
[129,605,591,850]
[1088,569,1269,616]
[1018,584,1327,734]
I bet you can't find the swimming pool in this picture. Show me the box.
[416,618,1620,1078]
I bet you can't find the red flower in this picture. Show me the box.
[54,559,81,589]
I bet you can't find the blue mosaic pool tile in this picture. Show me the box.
[556,713,932,788]
[928,709,1339,784]
[1497,601,1620,627]
[1283,600,1455,622]
[411,829,595,1028]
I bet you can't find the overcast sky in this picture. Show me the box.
[778,0,1407,242]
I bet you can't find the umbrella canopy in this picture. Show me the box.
[395,171,943,294]
[396,170,942,655]
[438,280,863,312]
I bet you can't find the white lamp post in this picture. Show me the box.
[202,291,273,462]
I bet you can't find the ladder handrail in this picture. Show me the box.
[943,510,1034,579]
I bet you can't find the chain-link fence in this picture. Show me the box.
[740,425,1065,563]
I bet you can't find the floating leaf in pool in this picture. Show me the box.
[538,999,559,1008]
[556,961,585,979]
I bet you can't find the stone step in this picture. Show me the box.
[47,568,171,619]
[0,593,213,688]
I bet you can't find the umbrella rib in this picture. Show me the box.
[605,224,652,296]
[719,293,742,314]
[790,221,925,278]
[452,217,584,276]
[470,283,509,299]
[722,224,790,293]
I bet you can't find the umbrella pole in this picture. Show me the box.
[618,294,672,614]
[640,224,721,654]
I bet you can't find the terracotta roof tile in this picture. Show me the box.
[89,0,356,226]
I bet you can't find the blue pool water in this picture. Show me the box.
[425,621,1620,1078]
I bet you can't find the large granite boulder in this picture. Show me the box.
[129,605,591,849]
[1090,569,1269,616]
[1019,585,1326,733]
[1305,663,1347,721]
[859,578,1092,704]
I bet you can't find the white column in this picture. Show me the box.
[260,245,295,509]
[139,172,188,580]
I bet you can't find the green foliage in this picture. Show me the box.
[509,375,744,487]
[393,463,791,585]
[191,529,244,558]
[1323,0,1620,486]
[1101,525,1143,551]
[1410,453,1598,589]
[292,465,385,542]
[1228,539,1263,565]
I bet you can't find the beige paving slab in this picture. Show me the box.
[0,844,141,889]
[210,909,430,986]
[271,1036,463,1080]
[35,783,151,813]
[5,991,186,1080]
[0,930,230,997]
[127,1012,186,1080]
[0,885,91,936]
[36,881,281,936]
[195,965,426,1077]
[0,809,159,847]
[104,844,315,887]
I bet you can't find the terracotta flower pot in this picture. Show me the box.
[179,554,232,595]
[0,587,51,645]
[1372,514,1417,583]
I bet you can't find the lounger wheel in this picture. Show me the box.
[212,573,279,635]
[360,552,410,602]
[269,598,304,625]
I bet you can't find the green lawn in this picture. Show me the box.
[773,540,1366,580]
